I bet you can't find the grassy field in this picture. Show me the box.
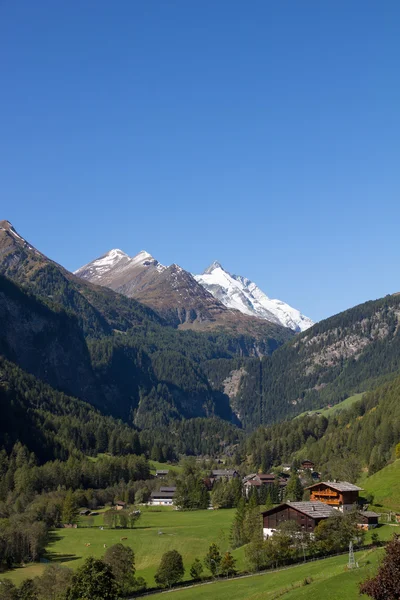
[2,499,396,590]
[2,507,242,586]
[359,459,400,513]
[295,393,364,420]
[149,547,382,600]
[149,461,183,476]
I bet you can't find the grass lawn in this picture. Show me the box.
[359,459,400,512]
[295,393,364,420]
[1,508,240,586]
[149,548,382,600]
[149,461,183,476]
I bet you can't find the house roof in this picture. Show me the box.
[262,501,339,520]
[244,480,261,486]
[115,500,126,505]
[159,487,176,492]
[306,481,363,492]
[150,491,175,498]
[359,511,380,518]
[211,469,237,476]
[156,470,169,474]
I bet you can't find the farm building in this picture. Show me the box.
[262,501,337,538]
[155,470,169,478]
[149,486,176,506]
[306,481,362,512]
[115,500,127,510]
[357,511,380,530]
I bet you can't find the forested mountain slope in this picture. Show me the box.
[0,220,293,426]
[206,293,400,427]
[0,356,242,463]
[243,373,400,479]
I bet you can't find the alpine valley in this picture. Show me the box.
[2,219,400,456]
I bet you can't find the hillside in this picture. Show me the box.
[361,460,400,512]
[243,373,400,483]
[206,292,400,427]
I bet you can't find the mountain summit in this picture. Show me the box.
[194,262,313,332]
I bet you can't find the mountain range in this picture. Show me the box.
[2,218,400,452]
[75,248,313,332]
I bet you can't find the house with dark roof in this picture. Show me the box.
[155,470,169,478]
[211,469,239,480]
[357,511,380,530]
[243,473,286,497]
[149,487,176,506]
[306,481,362,512]
[262,501,338,538]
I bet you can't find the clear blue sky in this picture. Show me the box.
[1,1,399,322]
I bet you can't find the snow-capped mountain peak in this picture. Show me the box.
[195,262,313,332]
[203,260,223,274]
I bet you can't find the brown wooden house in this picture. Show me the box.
[357,511,379,530]
[306,481,362,511]
[262,501,338,538]
[301,459,315,470]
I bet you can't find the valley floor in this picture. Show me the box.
[1,506,398,593]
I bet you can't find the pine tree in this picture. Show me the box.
[230,497,246,548]
[285,474,303,501]
[62,490,78,525]
[204,543,222,577]
[220,552,237,577]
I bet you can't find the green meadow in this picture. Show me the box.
[295,393,364,420]
[2,507,243,586]
[149,547,382,600]
[360,459,400,512]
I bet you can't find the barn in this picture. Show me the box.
[262,501,338,538]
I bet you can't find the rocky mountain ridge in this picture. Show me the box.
[75,248,312,332]
[195,261,314,332]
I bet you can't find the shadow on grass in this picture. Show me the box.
[45,553,80,564]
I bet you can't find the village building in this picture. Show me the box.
[211,469,239,480]
[242,473,287,497]
[300,459,315,470]
[306,481,362,512]
[115,500,127,511]
[262,501,338,538]
[155,469,169,478]
[149,486,176,506]
[357,510,380,530]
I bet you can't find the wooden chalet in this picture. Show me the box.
[115,500,127,510]
[306,481,362,512]
[300,459,315,470]
[262,501,338,538]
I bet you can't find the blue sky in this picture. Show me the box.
[1,1,399,322]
